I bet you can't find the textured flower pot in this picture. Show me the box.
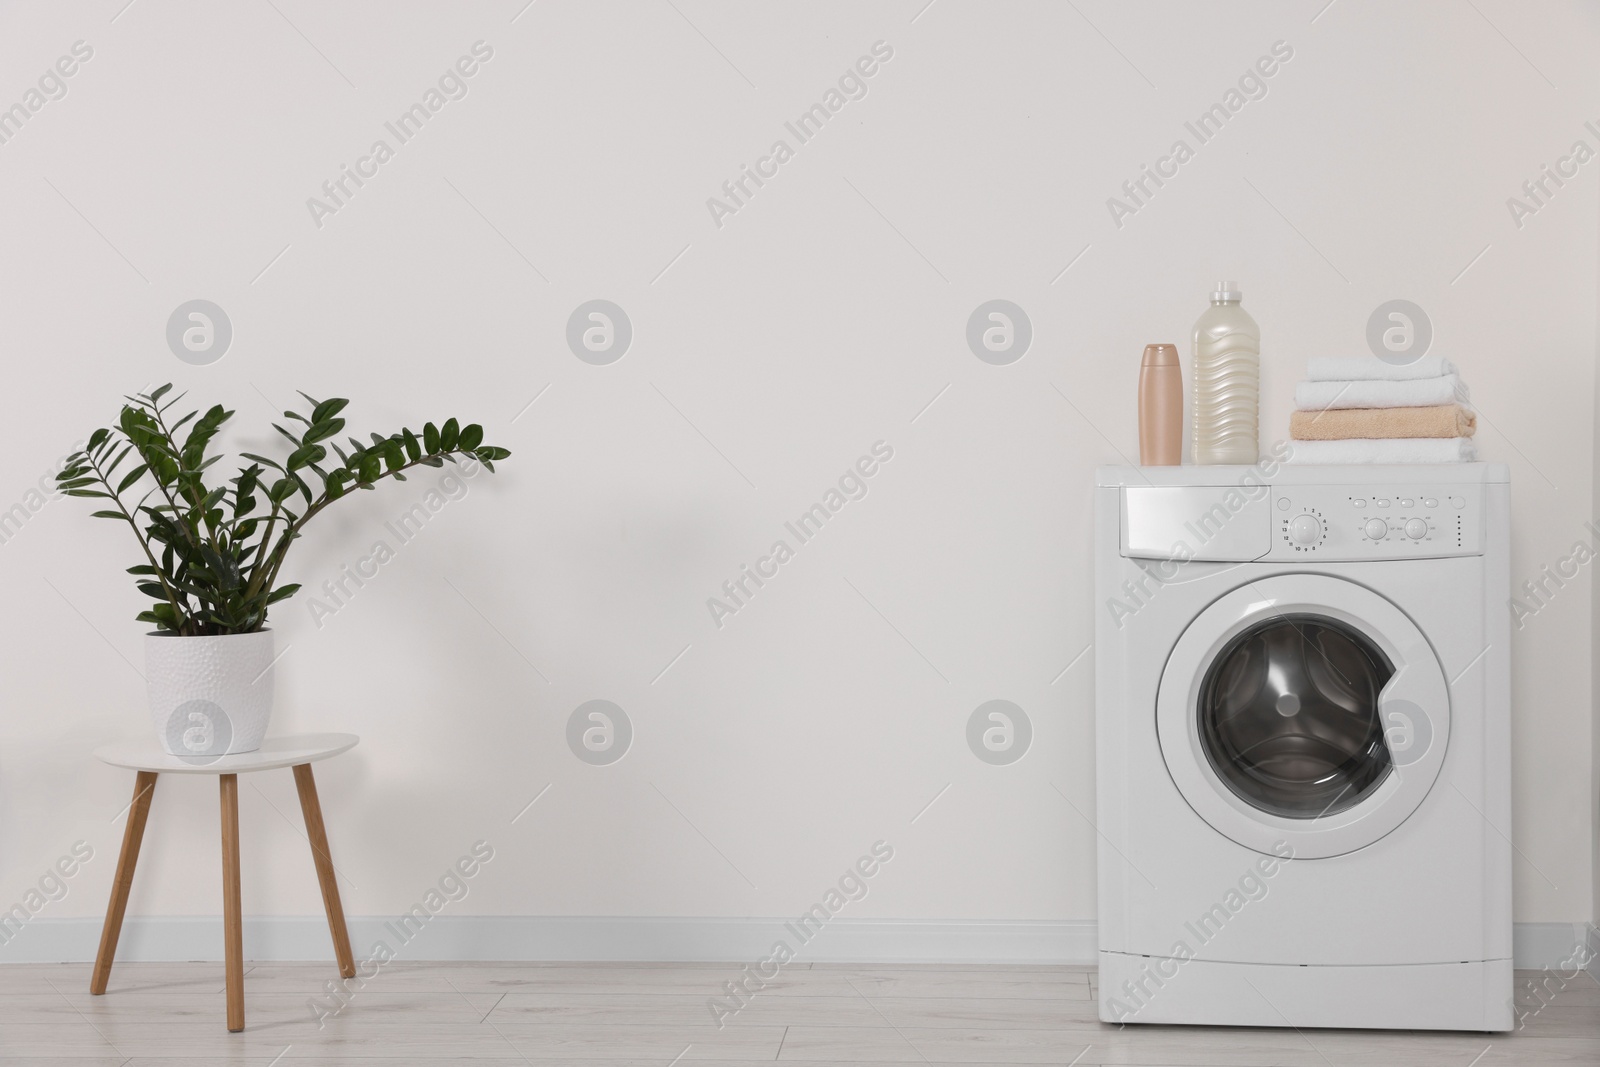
[145,630,276,757]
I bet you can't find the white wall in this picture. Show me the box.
[0,1,1595,951]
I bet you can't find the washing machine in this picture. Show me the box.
[1094,462,1511,1031]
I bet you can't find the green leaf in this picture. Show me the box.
[87,428,110,452]
[381,440,405,471]
[266,583,302,604]
[423,422,440,454]
[116,464,149,493]
[64,489,112,498]
[240,452,286,472]
[200,543,242,593]
[105,443,135,476]
[286,444,326,471]
[181,404,231,469]
[304,418,345,444]
[140,601,182,631]
[440,418,459,451]
[90,510,127,520]
[150,383,174,403]
[458,424,484,450]
[402,429,421,462]
[312,398,349,423]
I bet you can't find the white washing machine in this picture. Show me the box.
[1094,463,1511,1031]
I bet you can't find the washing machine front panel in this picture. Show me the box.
[1158,574,1450,859]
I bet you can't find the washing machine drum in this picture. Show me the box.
[1198,615,1393,819]
[1158,574,1451,859]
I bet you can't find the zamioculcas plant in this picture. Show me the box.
[56,385,511,757]
[56,384,511,635]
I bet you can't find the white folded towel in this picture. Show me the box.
[1284,437,1477,464]
[1306,356,1458,382]
[1295,375,1469,411]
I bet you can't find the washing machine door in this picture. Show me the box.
[1157,574,1449,859]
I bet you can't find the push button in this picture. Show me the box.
[1399,498,1414,508]
[1375,498,1391,508]
[1423,497,1438,508]
[1352,498,1367,508]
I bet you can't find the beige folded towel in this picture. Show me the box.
[1290,404,1476,441]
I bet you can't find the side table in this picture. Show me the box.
[91,732,360,1032]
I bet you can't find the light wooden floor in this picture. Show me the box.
[0,961,1594,1064]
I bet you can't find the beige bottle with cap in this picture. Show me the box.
[1138,343,1182,466]
[1191,280,1260,464]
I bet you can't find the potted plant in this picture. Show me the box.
[56,385,510,757]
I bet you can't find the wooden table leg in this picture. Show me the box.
[292,763,356,979]
[91,771,158,995]
[219,773,244,1032]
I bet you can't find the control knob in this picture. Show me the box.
[1288,514,1322,545]
[1363,518,1388,540]
[1404,518,1428,540]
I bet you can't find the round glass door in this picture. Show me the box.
[1197,614,1394,819]
[1156,574,1451,859]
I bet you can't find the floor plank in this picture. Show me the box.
[0,960,1585,1063]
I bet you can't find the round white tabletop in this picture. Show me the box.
[94,732,359,774]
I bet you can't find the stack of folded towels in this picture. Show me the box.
[1287,356,1477,463]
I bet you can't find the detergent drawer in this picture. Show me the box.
[1121,485,1271,562]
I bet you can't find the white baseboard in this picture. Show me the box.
[0,918,1584,969]
[1510,922,1597,971]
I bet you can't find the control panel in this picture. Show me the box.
[1269,485,1484,561]
[1119,482,1488,563]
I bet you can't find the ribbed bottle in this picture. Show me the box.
[1191,280,1260,465]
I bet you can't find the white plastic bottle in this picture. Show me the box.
[1191,281,1260,465]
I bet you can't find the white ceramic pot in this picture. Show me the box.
[145,630,276,757]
